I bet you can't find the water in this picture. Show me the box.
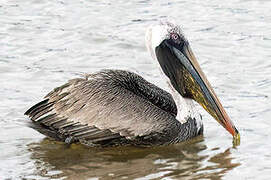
[1,0,271,179]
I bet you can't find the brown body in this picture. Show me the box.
[25,70,202,147]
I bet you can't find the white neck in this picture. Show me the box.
[145,23,203,131]
[158,69,198,121]
[170,78,203,133]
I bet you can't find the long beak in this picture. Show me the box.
[155,40,240,143]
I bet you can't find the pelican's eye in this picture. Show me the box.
[171,33,179,40]
[170,33,181,44]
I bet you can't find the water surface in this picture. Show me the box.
[1,0,271,179]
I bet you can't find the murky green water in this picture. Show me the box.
[1,0,271,179]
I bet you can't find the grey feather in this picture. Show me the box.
[25,70,200,147]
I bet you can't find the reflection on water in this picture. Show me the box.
[27,137,239,179]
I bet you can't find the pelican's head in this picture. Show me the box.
[145,21,240,143]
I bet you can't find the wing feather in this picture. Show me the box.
[25,70,182,146]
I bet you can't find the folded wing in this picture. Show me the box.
[25,70,182,146]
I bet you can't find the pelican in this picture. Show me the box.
[25,21,240,147]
